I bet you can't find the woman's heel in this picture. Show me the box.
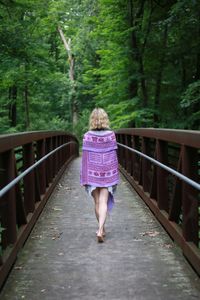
[97,235,104,243]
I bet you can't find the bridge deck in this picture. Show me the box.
[1,158,200,300]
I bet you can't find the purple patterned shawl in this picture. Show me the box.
[80,130,119,211]
[80,130,119,186]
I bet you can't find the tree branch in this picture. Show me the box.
[58,27,75,81]
[58,27,71,53]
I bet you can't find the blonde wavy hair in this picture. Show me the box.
[89,108,110,130]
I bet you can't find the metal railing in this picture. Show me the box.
[0,131,79,288]
[117,142,200,191]
[115,128,200,275]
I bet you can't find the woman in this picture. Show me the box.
[80,108,119,243]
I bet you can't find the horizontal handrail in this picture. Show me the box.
[116,128,200,148]
[0,130,79,153]
[0,141,77,199]
[117,142,200,191]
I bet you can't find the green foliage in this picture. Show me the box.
[74,109,91,143]
[180,81,200,108]
[107,99,139,129]
[180,81,200,129]
[0,0,199,139]
[0,0,73,134]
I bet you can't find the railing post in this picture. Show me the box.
[182,146,198,244]
[58,136,62,170]
[129,135,134,177]
[66,136,69,161]
[156,140,168,211]
[132,136,140,181]
[66,137,70,164]
[46,138,53,186]
[37,139,46,195]
[121,135,126,169]
[52,136,58,176]
[141,137,151,192]
[124,135,130,173]
[70,136,73,159]
[23,143,35,213]
[0,150,17,246]
[169,152,182,222]
[15,164,27,226]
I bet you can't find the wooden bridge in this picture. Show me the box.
[0,129,199,299]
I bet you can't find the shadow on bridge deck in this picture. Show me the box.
[0,158,200,300]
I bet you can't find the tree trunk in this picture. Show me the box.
[24,83,30,129]
[129,0,148,107]
[8,85,17,127]
[195,12,200,80]
[181,56,186,88]
[141,2,154,55]
[128,0,139,98]
[195,53,200,80]
[139,54,148,108]
[58,27,78,127]
[154,24,168,126]
[49,31,59,61]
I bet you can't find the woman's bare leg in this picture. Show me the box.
[96,188,109,238]
[92,188,100,222]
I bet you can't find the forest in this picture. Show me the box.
[0,0,199,140]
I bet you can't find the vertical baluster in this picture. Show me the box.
[150,139,157,199]
[46,138,53,186]
[69,137,72,159]
[52,136,58,177]
[132,136,139,181]
[0,150,17,246]
[122,135,126,169]
[150,166,157,199]
[71,137,74,158]
[138,137,143,185]
[76,138,79,157]
[120,134,124,167]
[129,135,135,177]
[0,156,8,249]
[70,137,74,158]
[124,135,128,172]
[15,163,27,226]
[65,137,70,161]
[156,140,168,211]
[68,137,70,160]
[182,146,198,245]
[70,137,72,158]
[23,143,35,213]
[66,136,69,161]
[58,135,62,169]
[56,136,60,169]
[65,136,71,163]
[37,139,46,195]
[126,135,132,174]
[169,151,182,222]
[141,137,151,192]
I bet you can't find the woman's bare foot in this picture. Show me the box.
[97,235,104,243]
[96,227,106,236]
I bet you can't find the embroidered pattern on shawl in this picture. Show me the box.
[80,131,119,187]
